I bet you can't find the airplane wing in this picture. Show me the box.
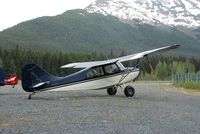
[116,44,180,62]
[61,44,180,68]
[61,59,118,69]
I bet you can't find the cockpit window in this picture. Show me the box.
[87,66,104,79]
[104,64,119,74]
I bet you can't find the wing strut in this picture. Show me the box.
[145,55,154,73]
[117,72,131,86]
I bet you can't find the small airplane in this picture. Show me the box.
[21,44,180,99]
[0,68,19,88]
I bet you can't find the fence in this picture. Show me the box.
[171,73,200,84]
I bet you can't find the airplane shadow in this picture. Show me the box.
[25,93,127,101]
[23,92,170,102]
[27,96,170,103]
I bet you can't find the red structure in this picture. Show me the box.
[0,67,19,87]
[4,73,19,87]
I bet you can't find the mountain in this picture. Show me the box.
[0,9,199,56]
[0,10,141,53]
[86,0,200,28]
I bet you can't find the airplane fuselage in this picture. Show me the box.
[21,63,140,93]
[49,68,140,92]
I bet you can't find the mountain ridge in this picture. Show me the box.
[0,9,199,57]
[86,0,200,28]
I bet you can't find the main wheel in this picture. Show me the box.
[124,86,135,97]
[107,87,117,96]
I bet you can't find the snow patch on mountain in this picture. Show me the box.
[85,0,200,28]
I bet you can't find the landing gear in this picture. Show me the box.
[28,92,36,100]
[124,86,135,97]
[107,87,117,96]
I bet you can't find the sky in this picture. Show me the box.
[0,0,95,31]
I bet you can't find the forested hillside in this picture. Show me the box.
[0,9,199,56]
[0,47,199,80]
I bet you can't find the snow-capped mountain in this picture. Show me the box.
[86,0,200,28]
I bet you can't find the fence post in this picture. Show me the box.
[173,73,200,84]
[196,74,198,83]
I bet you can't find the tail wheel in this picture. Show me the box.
[107,87,117,96]
[124,86,135,97]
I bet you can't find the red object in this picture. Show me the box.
[4,73,19,86]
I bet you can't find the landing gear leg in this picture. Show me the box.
[124,85,135,97]
[28,92,35,100]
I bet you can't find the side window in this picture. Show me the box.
[104,64,119,75]
[87,66,104,79]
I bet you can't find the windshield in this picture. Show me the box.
[104,64,119,74]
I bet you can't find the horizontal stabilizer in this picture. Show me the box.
[30,81,49,88]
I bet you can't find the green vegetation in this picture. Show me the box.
[174,82,200,90]
[139,57,199,80]
[0,9,199,56]
[0,46,200,80]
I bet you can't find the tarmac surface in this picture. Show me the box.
[0,81,200,134]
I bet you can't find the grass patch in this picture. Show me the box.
[174,82,200,90]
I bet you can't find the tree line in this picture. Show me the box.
[0,46,199,80]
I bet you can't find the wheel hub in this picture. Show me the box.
[128,89,132,94]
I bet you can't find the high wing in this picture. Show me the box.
[116,44,180,62]
[61,44,180,69]
[61,59,118,68]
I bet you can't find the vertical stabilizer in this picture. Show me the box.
[0,67,5,86]
[21,64,58,92]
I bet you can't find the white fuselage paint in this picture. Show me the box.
[50,70,140,92]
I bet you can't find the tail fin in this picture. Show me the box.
[0,67,5,86]
[21,64,58,92]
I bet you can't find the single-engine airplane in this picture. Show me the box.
[21,44,180,99]
[0,68,19,87]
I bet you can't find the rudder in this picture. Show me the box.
[21,64,58,92]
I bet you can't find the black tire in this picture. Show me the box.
[107,87,117,96]
[124,86,135,97]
